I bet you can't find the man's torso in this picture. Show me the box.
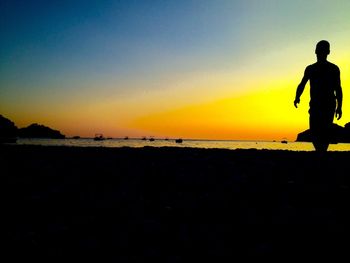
[306,61,339,110]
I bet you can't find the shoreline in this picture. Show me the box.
[3,145,350,259]
[13,138,350,151]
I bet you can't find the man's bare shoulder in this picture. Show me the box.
[304,63,316,74]
[306,63,317,69]
[327,61,340,71]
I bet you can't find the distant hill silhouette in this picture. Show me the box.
[297,123,350,143]
[0,115,18,143]
[1,115,65,139]
[18,123,65,139]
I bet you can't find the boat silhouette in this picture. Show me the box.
[94,134,105,141]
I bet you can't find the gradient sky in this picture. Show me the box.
[1,0,350,140]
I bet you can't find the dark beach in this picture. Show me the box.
[2,145,350,260]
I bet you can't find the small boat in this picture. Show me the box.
[124,136,129,140]
[94,134,105,141]
[141,137,147,141]
[149,137,155,142]
[175,138,183,143]
[281,140,288,144]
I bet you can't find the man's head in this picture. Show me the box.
[315,40,330,61]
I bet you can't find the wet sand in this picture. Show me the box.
[2,145,350,260]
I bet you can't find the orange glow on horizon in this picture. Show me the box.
[4,56,349,140]
[130,86,308,141]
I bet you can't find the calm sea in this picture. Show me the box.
[14,138,350,151]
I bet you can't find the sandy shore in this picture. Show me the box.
[2,145,350,260]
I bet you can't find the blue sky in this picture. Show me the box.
[1,1,350,139]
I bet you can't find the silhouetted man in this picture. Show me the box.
[294,40,343,152]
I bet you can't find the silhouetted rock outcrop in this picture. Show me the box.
[18,123,65,139]
[296,123,350,143]
[0,115,18,143]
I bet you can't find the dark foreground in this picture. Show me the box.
[2,145,350,260]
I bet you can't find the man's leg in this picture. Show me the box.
[310,109,334,152]
[310,114,329,152]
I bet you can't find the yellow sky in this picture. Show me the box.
[127,48,350,141]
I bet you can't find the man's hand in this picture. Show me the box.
[336,108,342,120]
[294,98,300,108]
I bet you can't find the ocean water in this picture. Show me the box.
[14,138,350,151]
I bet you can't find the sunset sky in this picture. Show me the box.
[1,0,350,140]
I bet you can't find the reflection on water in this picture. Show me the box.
[15,138,350,151]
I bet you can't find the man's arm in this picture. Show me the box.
[294,67,309,108]
[335,68,343,120]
